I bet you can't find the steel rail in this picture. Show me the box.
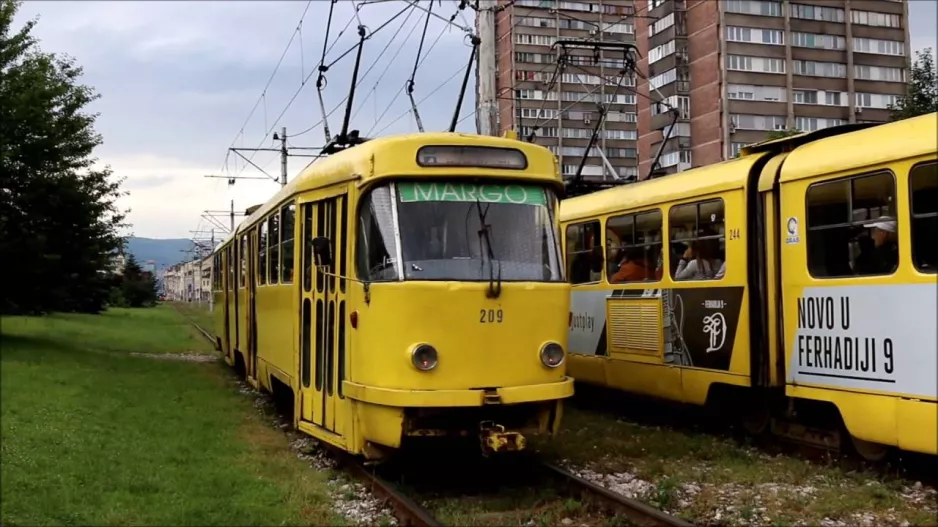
[540,462,694,527]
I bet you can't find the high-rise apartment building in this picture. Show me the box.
[634,0,910,177]
[487,0,641,184]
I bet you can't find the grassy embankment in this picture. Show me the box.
[1,305,345,526]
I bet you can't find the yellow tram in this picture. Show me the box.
[559,112,937,460]
[212,132,574,459]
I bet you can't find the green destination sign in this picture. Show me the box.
[397,182,546,206]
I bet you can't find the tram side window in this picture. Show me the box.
[910,162,938,273]
[565,221,603,284]
[356,186,399,282]
[240,235,247,287]
[268,213,280,284]
[669,200,726,281]
[281,203,296,283]
[606,210,663,283]
[806,171,897,278]
[258,222,268,285]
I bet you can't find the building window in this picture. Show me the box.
[790,3,844,22]
[729,84,786,102]
[850,10,901,28]
[669,199,726,281]
[825,92,843,106]
[791,32,845,50]
[725,0,782,17]
[566,221,603,284]
[794,60,847,78]
[856,92,899,109]
[649,40,676,64]
[727,55,784,74]
[855,65,905,82]
[731,114,787,131]
[806,172,897,278]
[854,37,905,56]
[649,13,674,36]
[910,162,938,273]
[793,90,818,105]
[606,210,663,283]
[730,142,748,157]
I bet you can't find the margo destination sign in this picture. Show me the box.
[397,182,547,206]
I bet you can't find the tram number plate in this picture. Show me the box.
[479,309,504,324]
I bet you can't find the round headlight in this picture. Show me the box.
[540,343,564,368]
[411,344,438,371]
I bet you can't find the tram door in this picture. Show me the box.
[237,234,249,370]
[247,229,259,382]
[299,194,348,435]
[232,238,240,355]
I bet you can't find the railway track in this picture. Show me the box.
[539,462,693,527]
[178,310,688,526]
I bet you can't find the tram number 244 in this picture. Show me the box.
[479,309,504,324]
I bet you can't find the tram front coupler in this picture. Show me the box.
[479,420,526,455]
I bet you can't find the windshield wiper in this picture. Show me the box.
[474,199,502,299]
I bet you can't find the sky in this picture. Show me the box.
[12,0,938,244]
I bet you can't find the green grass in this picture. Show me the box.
[1,305,214,355]
[1,306,344,526]
[169,302,214,335]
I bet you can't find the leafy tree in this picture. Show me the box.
[889,47,938,121]
[766,129,802,140]
[119,254,158,308]
[0,0,127,314]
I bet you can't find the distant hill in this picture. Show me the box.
[125,237,197,270]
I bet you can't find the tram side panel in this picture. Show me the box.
[567,189,757,407]
[778,157,938,455]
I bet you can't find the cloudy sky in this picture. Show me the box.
[13,0,938,244]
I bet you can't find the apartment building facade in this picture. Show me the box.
[634,0,910,177]
[488,0,642,183]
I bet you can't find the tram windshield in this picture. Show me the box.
[356,181,564,282]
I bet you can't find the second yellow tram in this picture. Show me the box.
[560,113,937,460]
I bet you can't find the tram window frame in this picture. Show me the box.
[909,161,937,273]
[605,209,664,284]
[281,203,296,283]
[805,171,898,278]
[668,199,726,281]
[565,220,603,285]
[240,234,247,288]
[258,222,268,286]
[268,212,280,285]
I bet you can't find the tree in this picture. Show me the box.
[119,254,158,308]
[0,0,127,314]
[766,129,802,140]
[889,47,938,121]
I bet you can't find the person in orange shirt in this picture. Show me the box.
[610,247,648,283]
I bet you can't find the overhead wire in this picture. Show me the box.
[221,0,314,174]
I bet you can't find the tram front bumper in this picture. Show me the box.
[342,377,575,408]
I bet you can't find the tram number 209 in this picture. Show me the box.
[479,309,504,324]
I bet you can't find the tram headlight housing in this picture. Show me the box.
[411,344,438,371]
[539,342,564,368]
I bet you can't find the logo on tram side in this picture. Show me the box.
[785,217,801,245]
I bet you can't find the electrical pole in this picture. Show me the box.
[230,200,235,232]
[280,126,288,186]
[476,0,498,136]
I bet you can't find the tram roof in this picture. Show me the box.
[780,111,937,183]
[214,132,561,250]
[559,154,766,223]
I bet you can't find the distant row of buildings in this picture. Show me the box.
[161,256,212,303]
